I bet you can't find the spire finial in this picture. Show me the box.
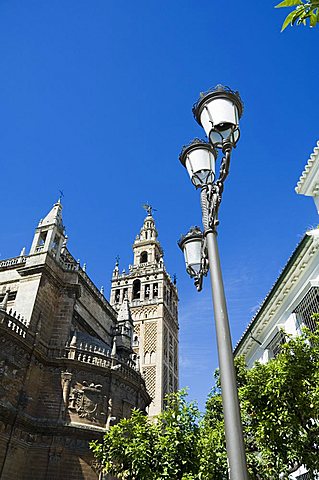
[142,203,157,217]
[111,336,117,357]
[58,189,64,204]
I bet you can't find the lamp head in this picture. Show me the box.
[192,85,243,149]
[179,139,217,188]
[178,226,203,278]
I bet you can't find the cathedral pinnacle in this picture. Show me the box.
[117,293,133,324]
[38,199,64,232]
[0,290,9,312]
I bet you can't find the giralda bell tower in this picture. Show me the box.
[110,207,179,417]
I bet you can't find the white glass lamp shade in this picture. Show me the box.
[193,85,243,149]
[178,227,203,277]
[179,140,216,188]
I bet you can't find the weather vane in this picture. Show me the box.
[58,190,64,202]
[142,203,157,216]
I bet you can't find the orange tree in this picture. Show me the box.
[91,325,319,479]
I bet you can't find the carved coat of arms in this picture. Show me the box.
[68,381,106,423]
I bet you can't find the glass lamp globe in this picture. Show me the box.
[179,139,217,188]
[178,227,203,277]
[192,85,243,149]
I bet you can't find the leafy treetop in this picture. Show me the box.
[91,324,319,479]
[275,0,319,31]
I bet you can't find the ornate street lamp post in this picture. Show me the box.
[178,85,249,480]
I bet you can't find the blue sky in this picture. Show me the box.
[0,0,318,409]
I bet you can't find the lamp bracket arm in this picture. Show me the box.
[205,148,232,233]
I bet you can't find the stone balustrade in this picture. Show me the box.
[0,256,27,269]
[0,310,28,338]
[48,342,139,379]
[61,261,79,271]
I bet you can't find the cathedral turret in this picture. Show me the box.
[110,207,179,416]
[115,294,134,357]
[29,198,66,260]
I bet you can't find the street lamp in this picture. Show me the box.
[178,84,249,480]
[178,225,208,292]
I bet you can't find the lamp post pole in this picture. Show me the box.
[178,85,249,480]
[206,229,248,479]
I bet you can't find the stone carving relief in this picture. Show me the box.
[68,381,106,423]
[0,357,23,407]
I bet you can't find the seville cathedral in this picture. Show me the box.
[0,200,179,479]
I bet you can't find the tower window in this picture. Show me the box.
[153,283,158,298]
[115,289,120,303]
[140,251,148,264]
[132,280,141,300]
[38,231,47,246]
[51,235,60,253]
[145,284,150,299]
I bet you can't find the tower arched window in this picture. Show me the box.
[132,279,141,300]
[140,251,148,264]
[115,289,120,303]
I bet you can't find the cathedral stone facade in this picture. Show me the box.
[0,201,150,480]
[110,210,179,417]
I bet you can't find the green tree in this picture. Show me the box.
[91,327,319,479]
[275,0,319,31]
[203,326,319,479]
[90,390,201,480]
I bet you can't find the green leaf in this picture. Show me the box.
[291,7,306,24]
[310,11,318,24]
[281,9,300,30]
[275,0,302,8]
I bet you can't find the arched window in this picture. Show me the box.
[144,352,150,364]
[132,279,141,300]
[140,251,148,264]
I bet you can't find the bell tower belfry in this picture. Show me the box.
[110,209,179,417]
[29,198,66,261]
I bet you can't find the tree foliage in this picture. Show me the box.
[204,327,319,479]
[90,390,201,480]
[91,327,319,479]
[275,0,319,31]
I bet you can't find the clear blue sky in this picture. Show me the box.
[0,1,318,410]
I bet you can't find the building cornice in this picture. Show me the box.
[295,141,319,196]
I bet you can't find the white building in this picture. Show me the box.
[235,141,319,480]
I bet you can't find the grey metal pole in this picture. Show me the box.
[205,230,249,480]
[200,187,249,480]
